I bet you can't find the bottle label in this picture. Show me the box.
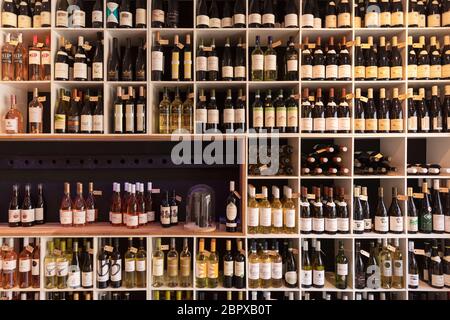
[262,13,275,25]
[249,262,259,280]
[337,263,348,276]
[300,217,312,232]
[208,262,218,279]
[110,211,122,224]
[72,10,86,27]
[445,216,450,233]
[235,108,245,124]
[147,210,155,222]
[234,66,245,79]
[151,257,163,276]
[335,217,348,232]
[19,259,31,272]
[417,64,430,79]
[391,119,403,131]
[43,260,56,276]
[92,62,103,79]
[21,209,35,223]
[409,273,419,286]
[389,216,403,232]
[285,13,298,27]
[120,12,132,27]
[378,118,390,131]
[125,105,134,132]
[29,107,42,124]
[233,13,245,25]
[276,107,287,127]
[354,65,365,79]
[312,65,325,79]
[219,17,233,28]
[222,66,233,79]
[353,219,364,231]
[301,117,313,131]
[260,207,271,227]
[248,207,259,227]
[354,118,365,131]
[28,49,40,66]
[408,116,418,131]
[326,65,338,79]
[264,54,277,71]
[170,206,178,224]
[408,216,418,232]
[249,13,261,25]
[264,108,275,127]
[338,117,351,131]
[325,217,337,232]
[68,269,81,287]
[301,13,314,27]
[160,206,170,225]
[207,109,219,124]
[325,117,339,131]
[92,115,103,132]
[313,217,324,232]
[443,64,450,79]
[81,271,93,287]
[364,218,372,230]
[366,65,378,79]
[421,116,430,131]
[195,261,206,279]
[391,65,403,78]
[287,59,298,72]
[107,2,119,23]
[34,207,43,221]
[196,15,210,27]
[380,11,391,26]
[224,261,233,276]
[152,9,164,23]
[151,51,163,72]
[285,209,296,228]
[378,66,390,79]
[428,14,441,27]
[272,208,283,228]
[313,118,325,131]
[253,108,263,127]
[208,17,220,28]
[408,64,417,79]
[127,215,139,227]
[32,258,39,275]
[338,64,351,79]
[445,274,450,287]
[74,62,87,80]
[56,10,68,26]
[375,216,389,232]
[366,118,377,131]
[171,52,180,79]
[226,202,237,221]
[285,271,297,285]
[433,214,445,232]
[92,10,103,23]
[73,210,86,225]
[196,108,207,123]
[430,65,442,79]
[313,269,324,285]
[8,209,20,223]
[382,260,392,277]
[432,274,444,287]
[302,269,312,285]
[60,210,72,225]
[365,11,379,27]
[408,11,419,26]
[338,12,350,27]
[234,261,244,277]
[168,259,178,277]
[125,260,135,272]
[2,10,17,26]
[110,259,122,281]
[80,115,92,132]
[207,56,219,71]
[393,260,403,277]
[184,52,192,79]
[55,62,69,79]
[302,65,312,79]
[18,15,32,28]
[325,15,337,28]
[196,56,207,72]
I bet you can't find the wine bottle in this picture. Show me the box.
[110,238,122,288]
[374,187,388,234]
[301,240,312,288]
[325,0,337,28]
[196,0,209,28]
[408,241,419,289]
[207,39,218,81]
[285,37,298,80]
[67,241,81,289]
[209,0,220,28]
[71,0,86,28]
[312,187,324,234]
[2,0,17,28]
[355,241,365,289]
[108,37,120,81]
[249,0,261,28]
[222,0,232,28]
[302,0,314,28]
[234,37,245,81]
[301,38,313,80]
[264,90,275,133]
[432,179,445,233]
[80,90,93,134]
[151,0,164,27]
[152,32,163,81]
[427,0,441,27]
[222,240,233,288]
[337,0,351,27]
[312,37,325,80]
[285,241,298,288]
[124,86,135,133]
[222,37,233,81]
[365,0,380,27]
[251,36,264,81]
[91,0,103,28]
[18,1,31,28]
[353,186,364,234]
[379,239,392,289]
[136,38,146,81]
[119,0,132,28]
[388,187,403,234]
[417,36,430,80]
[262,0,275,28]
[233,0,245,28]
[430,240,444,288]
[335,240,348,289]
[285,0,298,28]
[121,38,133,81]
[264,36,277,81]
[419,182,432,233]
[166,0,179,28]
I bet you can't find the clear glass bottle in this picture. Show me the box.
[4,94,24,134]
[152,238,164,287]
[179,238,191,287]
[167,237,179,287]
[28,88,43,134]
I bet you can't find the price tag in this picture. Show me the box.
[159,39,169,46]
[202,250,211,257]
[233,190,241,199]
[346,41,354,47]
[413,95,422,101]
[387,245,396,252]
[361,43,371,49]
[407,91,414,99]
[413,193,424,199]
[398,42,406,49]
[93,190,103,196]
[188,92,195,99]
[307,44,316,49]
[359,195,368,201]
[292,192,301,198]
[88,248,94,255]
[360,249,370,258]
[36,43,44,48]
[294,43,303,49]
[26,245,34,253]
[122,95,129,100]
[345,93,354,100]
[414,249,425,255]
[255,193,264,199]
[38,96,46,102]
[199,95,206,102]
[74,97,80,102]
[152,189,160,194]
[83,44,92,51]
[272,40,282,48]
[307,194,315,200]
[203,46,212,52]
[90,96,99,102]
[62,96,70,102]
[65,43,72,50]
[359,96,368,103]
[130,247,138,254]
[1,245,10,251]
[160,244,169,251]
[53,249,62,256]
[175,195,182,202]
[398,94,406,100]
[9,40,18,46]
[397,194,408,201]
[308,96,315,102]
[267,250,277,256]
[412,43,422,49]
[104,245,114,252]
[439,188,449,193]
[176,43,184,50]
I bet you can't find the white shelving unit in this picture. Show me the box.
[0,0,449,301]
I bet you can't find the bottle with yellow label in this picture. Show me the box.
[167,238,179,287]
[207,238,219,288]
[195,238,207,288]
[179,238,191,287]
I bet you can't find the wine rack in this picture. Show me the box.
[0,0,449,301]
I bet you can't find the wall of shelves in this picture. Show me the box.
[0,0,449,301]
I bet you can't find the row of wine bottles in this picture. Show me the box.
[408,163,450,175]
[248,144,296,176]
[301,144,350,176]
[1,0,50,28]
[1,33,50,81]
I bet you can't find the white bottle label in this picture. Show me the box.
[152,258,163,276]
[249,262,259,280]
[312,65,325,79]
[55,62,69,79]
[21,209,35,223]
[235,261,244,277]
[127,215,139,227]
[233,14,245,25]
[287,59,298,72]
[73,210,86,224]
[326,65,338,79]
[19,259,31,272]
[221,17,232,28]
[302,269,312,285]
[264,55,276,71]
[60,210,72,225]
[152,51,163,71]
[35,207,44,221]
[68,270,81,287]
[260,207,271,227]
[337,263,348,276]
[92,10,103,23]
[32,259,39,275]
[248,207,259,227]
[207,56,219,71]
[325,117,339,131]
[8,209,20,223]
[74,62,87,79]
[408,216,419,232]
[285,271,297,285]
[249,13,261,25]
[313,269,324,285]
[29,108,42,124]
[393,260,403,277]
[196,15,210,27]
[325,218,337,232]
[226,202,237,221]
[338,12,350,27]
[300,217,312,232]
[125,260,135,272]
[224,261,233,276]
[207,109,219,124]
[445,216,450,233]
[431,274,444,287]
[433,214,445,232]
[272,262,282,280]
[222,66,233,78]
[409,274,419,286]
[272,208,283,228]
[56,10,68,26]
[93,115,104,132]
[313,118,325,131]
[313,217,324,232]
[301,14,314,27]
[110,259,122,281]
[338,64,351,79]
[260,262,271,280]
[337,217,349,232]
[72,10,86,27]
[92,62,103,79]
[196,56,207,71]
[285,209,296,228]
[235,109,245,124]
[302,65,312,79]
[375,216,389,232]
[365,11,379,27]
[353,219,364,232]
[285,13,298,27]
[152,9,164,23]
[196,109,207,123]
[80,115,92,132]
[389,216,403,232]
[45,261,55,276]
[262,13,275,25]
[234,66,245,78]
